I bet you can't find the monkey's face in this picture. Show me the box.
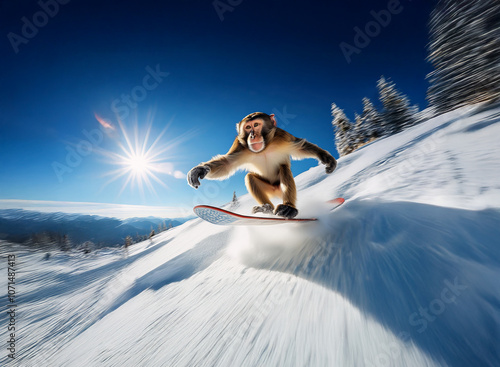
[236,113,277,153]
[243,119,266,153]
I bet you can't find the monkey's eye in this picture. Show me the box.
[245,126,251,130]
[254,123,259,127]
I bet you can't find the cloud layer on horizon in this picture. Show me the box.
[0,199,191,219]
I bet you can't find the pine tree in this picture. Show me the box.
[124,235,133,248]
[427,0,500,114]
[331,103,355,156]
[352,113,367,149]
[81,241,94,254]
[351,98,384,150]
[60,234,71,252]
[230,191,240,209]
[377,76,418,136]
[360,97,383,140]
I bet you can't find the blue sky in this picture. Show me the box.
[0,0,434,218]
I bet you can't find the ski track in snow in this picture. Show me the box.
[1,104,500,367]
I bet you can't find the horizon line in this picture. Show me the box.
[0,199,192,219]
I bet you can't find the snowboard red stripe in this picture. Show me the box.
[193,198,345,226]
[194,205,317,223]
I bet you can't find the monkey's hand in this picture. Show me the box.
[187,165,211,189]
[321,154,337,174]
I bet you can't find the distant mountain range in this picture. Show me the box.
[0,209,192,248]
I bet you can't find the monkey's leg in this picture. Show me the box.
[245,173,276,213]
[275,164,298,218]
[278,164,297,207]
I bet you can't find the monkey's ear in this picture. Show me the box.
[270,114,277,127]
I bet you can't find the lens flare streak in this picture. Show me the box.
[96,114,190,198]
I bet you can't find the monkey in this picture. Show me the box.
[187,112,337,218]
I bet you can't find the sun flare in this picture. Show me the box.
[95,113,191,197]
[127,153,151,174]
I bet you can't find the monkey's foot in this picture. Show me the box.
[252,203,274,215]
[274,204,298,219]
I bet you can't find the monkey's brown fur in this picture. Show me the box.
[192,112,336,216]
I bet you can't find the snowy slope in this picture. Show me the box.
[2,104,500,367]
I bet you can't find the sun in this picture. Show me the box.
[127,153,151,174]
[95,113,191,197]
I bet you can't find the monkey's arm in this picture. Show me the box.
[290,138,337,174]
[202,152,245,180]
[187,139,246,188]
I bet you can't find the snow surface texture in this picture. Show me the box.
[2,104,500,367]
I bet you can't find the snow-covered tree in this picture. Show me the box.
[60,234,71,252]
[332,80,417,155]
[360,97,383,140]
[352,112,367,149]
[135,233,145,243]
[27,231,70,251]
[352,98,384,150]
[377,76,418,135]
[230,191,240,209]
[80,241,94,254]
[331,103,354,156]
[124,235,133,248]
[427,0,500,114]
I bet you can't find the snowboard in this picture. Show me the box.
[194,197,345,226]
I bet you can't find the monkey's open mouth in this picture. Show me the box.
[249,140,265,153]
